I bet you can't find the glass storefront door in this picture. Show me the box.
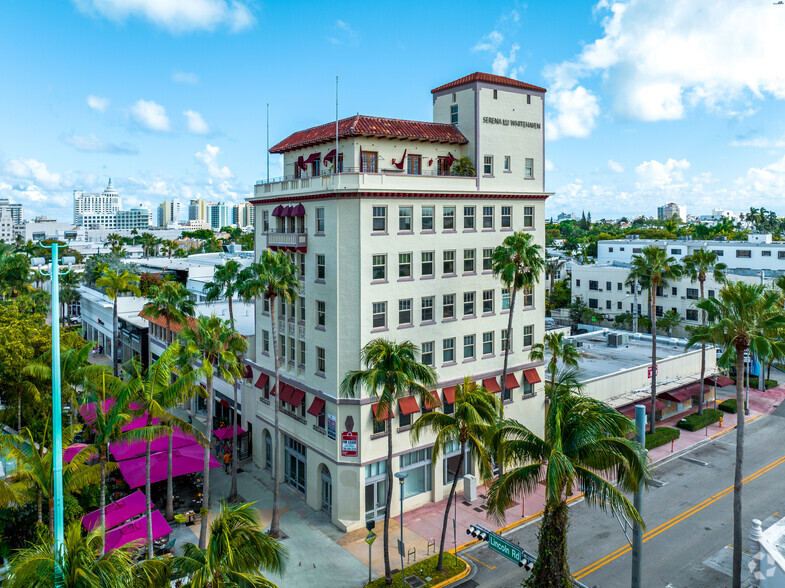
[364,478,387,521]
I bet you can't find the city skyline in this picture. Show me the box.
[2,1,785,221]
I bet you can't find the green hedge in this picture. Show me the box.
[730,377,778,390]
[645,426,681,450]
[676,408,723,432]
[718,398,738,414]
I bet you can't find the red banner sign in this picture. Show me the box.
[341,432,358,457]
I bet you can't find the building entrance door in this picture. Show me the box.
[364,478,387,521]
[320,466,332,515]
[284,436,306,494]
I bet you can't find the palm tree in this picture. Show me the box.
[487,370,650,586]
[340,339,437,585]
[545,257,566,310]
[683,249,727,415]
[688,283,785,588]
[627,246,683,433]
[139,233,158,259]
[96,266,141,377]
[204,260,244,501]
[177,316,246,550]
[238,250,301,539]
[161,240,179,259]
[450,156,476,176]
[410,377,498,571]
[58,269,81,326]
[530,331,581,391]
[0,251,32,298]
[491,231,545,409]
[171,501,287,587]
[4,521,168,588]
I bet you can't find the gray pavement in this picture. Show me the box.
[457,411,785,587]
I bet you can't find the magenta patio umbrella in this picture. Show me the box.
[82,490,146,532]
[116,444,220,488]
[110,428,196,461]
[212,424,246,440]
[81,400,144,424]
[63,443,89,463]
[104,509,172,551]
[121,411,162,432]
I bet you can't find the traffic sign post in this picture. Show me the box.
[489,532,522,563]
[365,531,377,545]
[366,520,375,585]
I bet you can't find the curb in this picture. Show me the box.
[429,556,471,588]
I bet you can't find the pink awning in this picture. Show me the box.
[323,149,336,163]
[213,424,246,440]
[659,383,702,403]
[116,444,219,488]
[122,411,162,432]
[618,399,666,417]
[272,205,284,217]
[82,490,146,532]
[64,443,89,463]
[303,152,321,164]
[110,428,196,461]
[104,510,171,551]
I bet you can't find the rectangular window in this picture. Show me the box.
[686,309,699,321]
[399,448,433,499]
[463,249,476,272]
[523,324,534,347]
[671,248,681,255]
[406,154,422,175]
[501,206,512,229]
[312,159,320,176]
[483,248,494,271]
[262,330,269,353]
[502,288,510,310]
[672,287,677,296]
[299,340,306,366]
[708,289,716,298]
[606,281,612,291]
[463,335,475,359]
[316,347,325,374]
[398,253,412,278]
[316,207,325,233]
[372,254,386,280]
[527,94,531,104]
[736,250,751,258]
[589,298,598,309]
[263,211,269,233]
[524,287,533,307]
[316,300,326,327]
[617,301,622,310]
[399,299,412,325]
[463,292,475,316]
[299,253,305,277]
[463,206,475,229]
[443,206,455,230]
[399,206,412,231]
[421,251,434,277]
[422,206,434,230]
[443,294,455,319]
[523,206,534,228]
[450,104,458,124]
[299,296,306,322]
[686,288,699,300]
[279,335,286,360]
[504,156,511,171]
[372,302,386,328]
[443,250,455,274]
[713,250,724,257]
[779,252,785,260]
[482,206,494,229]
[361,151,378,173]
[617,282,623,291]
[483,156,493,175]
[482,331,494,355]
[437,157,451,176]
[501,328,509,352]
[493,89,498,99]
[422,341,434,366]
[525,158,534,178]
[317,254,326,280]
[289,337,295,364]
[483,289,494,313]
[656,306,664,318]
[421,296,434,322]
[399,410,412,428]
[263,298,270,313]
[443,338,455,363]
[606,300,611,310]
[372,206,386,232]
[763,250,772,257]
[589,280,599,291]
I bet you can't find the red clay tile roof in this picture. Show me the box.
[270,115,468,154]
[431,72,547,94]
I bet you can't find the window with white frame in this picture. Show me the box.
[262,330,269,353]
[450,104,458,124]
[399,206,412,231]
[263,298,270,313]
[299,297,306,322]
[422,341,434,366]
[463,292,475,316]
[444,440,473,484]
[443,206,455,230]
[280,335,286,360]
[501,206,512,229]
[317,254,326,280]
[483,289,494,313]
[263,210,269,232]
[372,254,386,280]
[399,299,412,325]
[502,288,511,310]
[372,302,386,328]
[316,347,325,374]
[443,338,455,363]
[316,300,326,327]
[523,324,534,347]
[525,158,534,178]
[421,251,434,277]
[299,253,305,277]
[443,250,455,274]
[422,206,434,230]
[504,156,511,172]
[463,206,475,229]
[482,206,494,229]
[463,249,476,273]
[501,328,509,352]
[372,206,386,232]
[299,341,306,366]
[399,448,433,499]
[463,335,475,359]
[399,253,412,278]
[523,287,533,307]
[483,156,493,175]
[443,294,455,319]
[523,206,534,228]
[421,296,434,322]
[316,207,325,233]
[289,337,295,364]
[483,248,493,271]
[482,331,494,355]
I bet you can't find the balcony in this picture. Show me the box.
[265,231,307,251]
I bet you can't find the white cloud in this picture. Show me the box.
[184,110,210,135]
[492,43,520,78]
[61,133,138,154]
[635,158,691,190]
[730,136,785,148]
[195,144,233,180]
[545,84,600,140]
[545,159,556,172]
[73,0,255,33]
[473,30,503,52]
[327,19,359,45]
[608,159,625,173]
[172,71,199,85]
[87,94,109,112]
[4,158,65,190]
[130,99,171,132]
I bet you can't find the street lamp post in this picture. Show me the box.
[395,471,408,587]
[745,352,751,416]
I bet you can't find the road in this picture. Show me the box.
[457,411,785,587]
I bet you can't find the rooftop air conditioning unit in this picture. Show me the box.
[608,333,629,347]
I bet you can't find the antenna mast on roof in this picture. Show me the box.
[335,76,339,174]
[266,103,270,183]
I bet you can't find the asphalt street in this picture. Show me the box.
[457,411,785,588]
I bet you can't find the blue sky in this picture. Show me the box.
[2,0,785,222]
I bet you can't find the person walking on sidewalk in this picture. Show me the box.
[223,451,231,474]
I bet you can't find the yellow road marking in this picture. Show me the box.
[573,454,785,580]
[465,553,496,570]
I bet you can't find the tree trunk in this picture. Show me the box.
[166,435,174,520]
[145,427,154,559]
[100,448,107,554]
[525,501,571,588]
[650,287,658,435]
[698,276,706,416]
[199,375,214,550]
[499,288,517,415]
[731,345,746,588]
[269,302,282,538]
[113,298,119,378]
[229,378,239,501]
[383,416,393,585]
[437,444,464,572]
[37,490,42,524]
[17,390,22,432]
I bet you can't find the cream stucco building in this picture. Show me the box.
[245,72,550,531]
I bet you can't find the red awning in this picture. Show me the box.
[303,152,321,164]
[219,399,230,409]
[279,384,294,403]
[443,386,456,404]
[660,383,702,403]
[706,375,734,388]
[424,390,440,410]
[244,365,253,379]
[292,203,305,216]
[269,384,276,396]
[255,373,269,390]
[398,396,420,416]
[272,205,284,217]
[282,205,292,217]
[618,399,666,417]
[523,369,541,384]
[307,397,325,416]
[323,149,336,162]
[482,378,501,393]
[289,388,306,407]
[296,246,307,253]
[505,374,520,389]
[372,402,392,421]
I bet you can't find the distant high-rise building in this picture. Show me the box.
[188,199,207,222]
[74,179,121,226]
[157,200,181,227]
[233,202,254,227]
[116,208,151,230]
[207,202,229,229]
[0,199,24,224]
[657,202,686,222]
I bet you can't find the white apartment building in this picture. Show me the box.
[0,218,13,243]
[0,198,24,224]
[232,203,254,228]
[657,202,686,222]
[246,72,549,530]
[116,208,151,231]
[74,179,121,226]
[188,199,208,223]
[207,203,229,229]
[157,200,181,227]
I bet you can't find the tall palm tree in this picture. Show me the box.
[96,266,141,377]
[238,250,301,539]
[205,260,244,501]
[683,249,726,415]
[627,245,683,433]
[4,521,168,588]
[487,370,650,587]
[177,316,246,549]
[491,231,545,409]
[340,339,437,585]
[688,283,785,588]
[530,331,581,391]
[410,377,498,571]
[171,501,287,588]
[58,269,81,326]
[545,257,566,311]
[0,251,32,298]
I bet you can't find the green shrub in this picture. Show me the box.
[677,408,723,432]
[732,376,778,390]
[718,398,738,414]
[645,426,681,450]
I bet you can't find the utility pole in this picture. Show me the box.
[632,277,639,334]
[631,404,646,588]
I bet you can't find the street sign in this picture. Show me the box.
[489,533,522,564]
[647,365,658,378]
[341,431,358,457]
[397,539,405,557]
[365,531,376,545]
